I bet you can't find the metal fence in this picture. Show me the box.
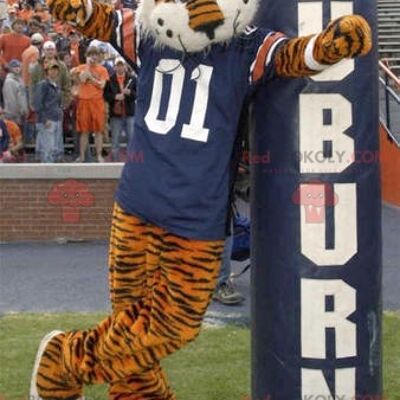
[379,60,400,146]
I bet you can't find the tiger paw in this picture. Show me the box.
[315,15,372,64]
[47,0,92,27]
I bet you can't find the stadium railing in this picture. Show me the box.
[379,59,400,147]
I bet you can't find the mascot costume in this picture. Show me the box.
[30,0,372,398]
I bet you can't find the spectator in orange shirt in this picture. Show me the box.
[21,32,43,86]
[18,3,34,22]
[0,19,30,64]
[0,115,23,162]
[72,46,109,163]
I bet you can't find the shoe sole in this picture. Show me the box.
[30,330,64,399]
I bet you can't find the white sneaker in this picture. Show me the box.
[30,330,85,399]
[30,330,64,399]
[213,281,245,305]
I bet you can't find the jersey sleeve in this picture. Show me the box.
[109,8,140,68]
[247,27,288,84]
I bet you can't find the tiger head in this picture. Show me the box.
[137,0,260,52]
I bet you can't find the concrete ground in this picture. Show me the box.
[0,204,398,324]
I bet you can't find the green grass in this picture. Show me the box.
[384,312,400,399]
[0,312,399,400]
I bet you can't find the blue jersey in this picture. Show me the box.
[112,16,286,240]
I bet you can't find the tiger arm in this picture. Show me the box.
[273,15,372,78]
[46,0,137,66]
[47,0,115,41]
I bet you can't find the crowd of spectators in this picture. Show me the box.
[0,0,137,163]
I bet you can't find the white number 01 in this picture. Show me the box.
[144,59,213,143]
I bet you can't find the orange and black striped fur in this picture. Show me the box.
[151,0,226,37]
[47,0,371,76]
[35,203,224,399]
[274,15,372,78]
[185,0,224,38]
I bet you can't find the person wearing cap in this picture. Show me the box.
[0,18,30,63]
[33,60,63,163]
[30,41,70,159]
[72,45,109,162]
[42,39,56,53]
[104,57,136,162]
[21,32,43,143]
[2,59,28,125]
[30,40,71,109]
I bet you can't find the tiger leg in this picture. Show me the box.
[104,221,224,399]
[38,214,223,397]
[107,205,176,399]
[90,232,224,379]
[108,364,176,400]
[60,204,178,397]
[34,203,164,397]
[68,227,223,387]
[79,203,176,398]
[108,202,148,314]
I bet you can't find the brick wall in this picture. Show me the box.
[0,164,122,242]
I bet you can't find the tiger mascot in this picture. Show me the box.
[30,0,372,398]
